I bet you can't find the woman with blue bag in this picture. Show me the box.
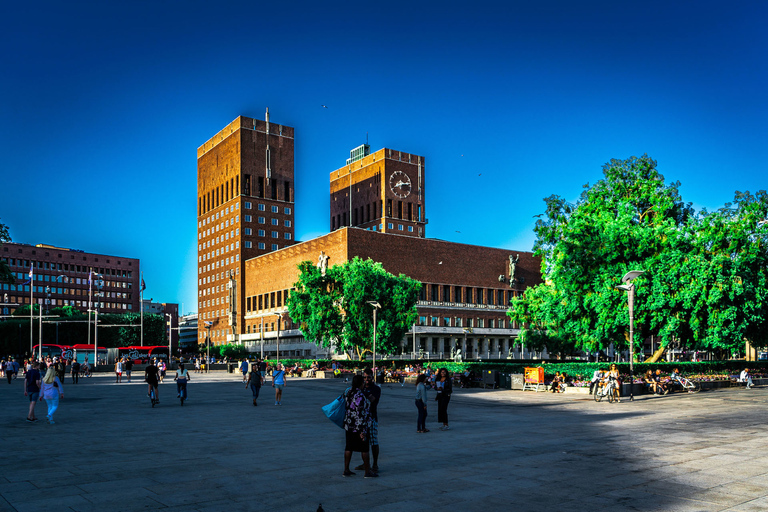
[342,375,376,478]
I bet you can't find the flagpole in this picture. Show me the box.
[87,269,93,352]
[140,272,144,347]
[29,266,33,357]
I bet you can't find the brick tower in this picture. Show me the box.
[197,110,295,346]
[330,146,427,238]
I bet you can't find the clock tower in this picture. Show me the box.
[330,145,427,238]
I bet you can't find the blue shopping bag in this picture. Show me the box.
[322,391,346,428]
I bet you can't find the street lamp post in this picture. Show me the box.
[165,313,173,364]
[367,301,381,373]
[92,274,104,368]
[617,270,645,402]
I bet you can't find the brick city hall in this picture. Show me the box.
[197,111,542,360]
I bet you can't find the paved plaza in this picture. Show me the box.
[2,371,768,512]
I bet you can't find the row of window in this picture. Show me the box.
[2,258,133,278]
[2,295,131,310]
[246,289,289,312]
[331,200,422,230]
[420,284,514,306]
[244,202,291,215]
[418,316,515,329]
[243,228,292,240]
[243,217,292,227]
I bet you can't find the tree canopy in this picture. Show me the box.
[287,257,420,359]
[0,219,13,285]
[508,155,768,358]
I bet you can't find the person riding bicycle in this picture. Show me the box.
[145,360,160,403]
[174,363,190,400]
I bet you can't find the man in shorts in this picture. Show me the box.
[125,357,133,382]
[145,359,160,403]
[356,368,381,472]
[24,361,42,422]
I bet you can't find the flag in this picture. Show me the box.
[140,278,146,293]
[20,266,32,285]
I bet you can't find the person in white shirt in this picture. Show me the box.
[740,368,754,389]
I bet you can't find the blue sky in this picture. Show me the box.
[2,1,766,314]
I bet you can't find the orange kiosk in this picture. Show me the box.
[523,367,545,392]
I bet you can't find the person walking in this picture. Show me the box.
[435,367,452,430]
[145,359,160,403]
[342,374,376,478]
[174,363,190,400]
[415,374,429,433]
[39,366,64,424]
[55,358,65,382]
[355,368,381,473]
[240,358,249,383]
[272,363,286,405]
[115,357,123,383]
[246,362,264,406]
[71,359,80,384]
[125,357,133,383]
[24,361,42,422]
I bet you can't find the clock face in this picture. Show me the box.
[389,171,412,198]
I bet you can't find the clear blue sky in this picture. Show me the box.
[2,1,766,315]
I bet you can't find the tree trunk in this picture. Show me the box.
[644,344,666,363]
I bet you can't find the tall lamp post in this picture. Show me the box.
[367,301,381,372]
[165,313,173,364]
[617,270,645,402]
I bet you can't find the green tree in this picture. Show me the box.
[218,343,249,360]
[0,220,13,285]
[509,155,768,359]
[287,257,420,360]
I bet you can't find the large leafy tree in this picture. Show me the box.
[287,257,420,360]
[509,155,768,359]
[0,220,14,285]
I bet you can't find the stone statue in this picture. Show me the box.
[453,347,463,363]
[506,347,514,360]
[450,346,456,359]
[317,251,330,276]
[508,254,520,286]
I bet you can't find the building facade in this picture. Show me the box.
[240,228,541,359]
[197,111,295,346]
[197,113,542,358]
[1,242,140,316]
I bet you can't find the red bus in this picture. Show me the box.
[32,344,73,361]
[118,346,169,364]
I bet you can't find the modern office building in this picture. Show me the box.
[197,110,295,346]
[0,242,140,316]
[178,313,198,352]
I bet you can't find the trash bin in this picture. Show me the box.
[227,364,234,373]
[501,373,512,389]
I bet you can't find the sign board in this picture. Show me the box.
[523,367,545,392]
[524,367,544,383]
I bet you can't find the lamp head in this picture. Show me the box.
[367,301,381,309]
[621,270,645,283]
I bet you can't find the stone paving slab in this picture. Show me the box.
[2,372,768,511]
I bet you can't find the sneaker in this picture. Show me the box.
[441,425,450,430]
[354,464,366,471]
[26,418,33,423]
[275,401,279,405]
[371,465,379,472]
[364,472,379,478]
[278,402,281,405]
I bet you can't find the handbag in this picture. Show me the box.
[322,390,347,428]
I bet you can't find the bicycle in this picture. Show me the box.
[149,387,158,407]
[79,366,92,378]
[594,380,618,403]
[670,375,701,393]
[178,382,188,406]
